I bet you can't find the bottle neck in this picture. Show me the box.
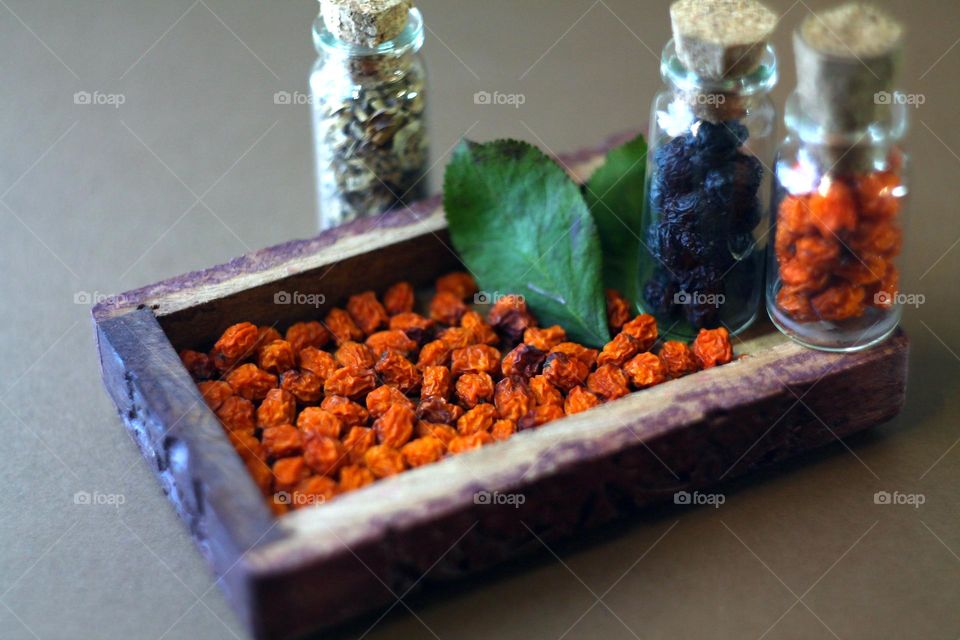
[313,8,424,80]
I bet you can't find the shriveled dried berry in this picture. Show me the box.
[211,322,258,371]
[364,445,406,478]
[528,375,563,407]
[430,291,467,325]
[281,369,324,403]
[323,367,377,400]
[401,436,445,467]
[564,386,601,415]
[257,388,296,429]
[304,436,348,476]
[321,395,370,427]
[226,363,277,401]
[587,364,630,400]
[373,404,415,448]
[621,315,658,352]
[366,384,415,418]
[257,339,296,374]
[451,344,502,376]
[383,281,415,315]
[298,347,338,381]
[605,289,631,333]
[623,352,667,388]
[692,327,733,369]
[494,376,533,422]
[597,332,642,367]
[448,432,493,454]
[455,372,495,408]
[256,326,283,349]
[501,343,546,379]
[518,403,565,430]
[180,349,213,380]
[457,403,498,435]
[347,291,389,335]
[292,476,337,507]
[490,419,517,441]
[437,327,476,350]
[436,272,478,301]
[335,341,376,369]
[460,310,499,346]
[811,282,867,322]
[487,295,536,345]
[415,421,457,446]
[325,308,364,345]
[542,352,589,392]
[339,464,376,491]
[262,425,304,459]
[215,395,256,434]
[416,397,464,424]
[523,325,566,352]
[549,342,599,369]
[273,456,308,492]
[342,426,376,464]
[198,380,233,411]
[417,340,451,369]
[285,321,330,353]
[374,351,422,393]
[366,330,418,358]
[658,341,700,379]
[388,312,434,334]
[297,407,344,439]
[421,365,452,399]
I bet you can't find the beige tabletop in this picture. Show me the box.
[1,0,958,638]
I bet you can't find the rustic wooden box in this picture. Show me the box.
[94,138,908,640]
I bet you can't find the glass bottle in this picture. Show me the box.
[310,6,428,230]
[766,5,907,352]
[638,39,778,340]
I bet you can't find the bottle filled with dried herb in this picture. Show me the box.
[639,0,778,340]
[311,0,428,230]
[766,3,908,351]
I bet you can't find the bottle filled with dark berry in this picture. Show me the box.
[640,0,778,339]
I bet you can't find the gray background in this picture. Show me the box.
[1,0,959,638]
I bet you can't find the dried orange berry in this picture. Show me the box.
[810,283,866,321]
[421,365,452,399]
[335,341,376,369]
[501,343,547,379]
[388,312,434,333]
[198,380,233,411]
[620,315,658,352]
[658,342,700,379]
[494,376,533,422]
[180,349,213,380]
[296,407,344,439]
[401,436,445,468]
[366,330,418,358]
[273,456,308,492]
[373,403,415,448]
[605,289,632,333]
[808,179,857,236]
[836,252,888,287]
[225,363,277,401]
[518,403,565,430]
[597,332,642,367]
[323,367,377,400]
[298,347,338,381]
[542,352,590,392]
[415,421,457,446]
[852,221,902,257]
[262,425,304,459]
[429,291,468,325]
[448,432,493,454]
[692,328,733,369]
[460,310,499,346]
[347,291,389,335]
[281,369,324,403]
[451,344,502,376]
[256,326,283,349]
[793,236,841,271]
[455,372,495,408]
[228,431,264,463]
[365,384,415,418]
[437,327,476,349]
[339,464,376,492]
[342,426,376,464]
[587,364,630,400]
[364,445,406,478]
[321,395,369,427]
[523,325,566,352]
[490,419,517,441]
[417,339,451,368]
[564,386,601,415]
[257,388,297,429]
[215,395,256,435]
[487,295,536,344]
[257,339,296,374]
[779,257,830,292]
[374,351,422,393]
[623,352,667,388]
[436,272,478,301]
[778,195,815,235]
[549,342,599,369]
[416,397,464,425]
[457,403,498,435]
[383,281,415,315]
[856,171,900,219]
[285,321,330,353]
[292,476,337,507]
[304,436,347,476]
[528,375,563,406]
[211,322,258,371]
[325,308,364,345]
[776,286,818,322]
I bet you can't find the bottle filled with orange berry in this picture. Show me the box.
[766,5,908,352]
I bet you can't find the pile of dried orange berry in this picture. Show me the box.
[180,273,734,515]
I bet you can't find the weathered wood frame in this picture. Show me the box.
[94,138,909,640]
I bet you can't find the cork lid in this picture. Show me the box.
[320,0,412,48]
[670,0,778,80]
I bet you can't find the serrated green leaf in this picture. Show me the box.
[584,134,648,311]
[444,139,610,347]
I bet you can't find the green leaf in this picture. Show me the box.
[444,139,611,347]
[584,134,648,311]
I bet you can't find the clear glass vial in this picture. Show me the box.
[638,39,778,340]
[310,7,428,230]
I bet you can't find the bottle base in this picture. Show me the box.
[766,302,901,353]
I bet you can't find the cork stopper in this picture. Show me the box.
[794,3,903,134]
[321,0,412,48]
[670,0,778,80]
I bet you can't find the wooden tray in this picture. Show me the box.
[93,134,909,640]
